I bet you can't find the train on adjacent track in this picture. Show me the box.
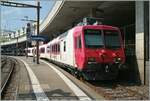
[27,18,126,80]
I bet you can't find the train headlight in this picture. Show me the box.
[118,57,121,61]
[87,57,97,64]
[114,57,121,63]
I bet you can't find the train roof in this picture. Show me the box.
[47,37,60,45]
[46,24,120,45]
[74,25,119,30]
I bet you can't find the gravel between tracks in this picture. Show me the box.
[85,81,149,100]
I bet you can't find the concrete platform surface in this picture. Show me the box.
[13,56,102,100]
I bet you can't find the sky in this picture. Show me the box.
[1,0,55,32]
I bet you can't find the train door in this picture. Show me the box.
[74,33,84,68]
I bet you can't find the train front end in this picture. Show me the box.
[75,25,125,80]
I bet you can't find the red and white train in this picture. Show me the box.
[27,24,125,80]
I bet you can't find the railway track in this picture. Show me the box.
[83,81,149,100]
[1,57,17,99]
[1,56,7,68]
[47,60,149,100]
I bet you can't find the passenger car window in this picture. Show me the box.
[64,41,66,52]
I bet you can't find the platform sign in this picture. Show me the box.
[31,35,48,42]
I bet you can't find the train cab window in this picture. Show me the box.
[64,41,66,52]
[76,35,82,49]
[84,29,103,48]
[104,30,121,49]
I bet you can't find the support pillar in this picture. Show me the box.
[136,1,145,84]
[135,1,149,84]
[144,1,149,85]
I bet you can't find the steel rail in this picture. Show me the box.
[1,59,15,95]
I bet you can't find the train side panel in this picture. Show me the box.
[45,43,50,59]
[49,39,59,61]
[60,39,66,62]
[57,29,75,67]
[39,44,47,58]
[64,29,75,66]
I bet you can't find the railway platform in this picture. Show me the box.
[1,56,149,100]
[11,56,104,100]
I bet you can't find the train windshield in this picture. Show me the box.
[104,30,121,49]
[84,29,104,48]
